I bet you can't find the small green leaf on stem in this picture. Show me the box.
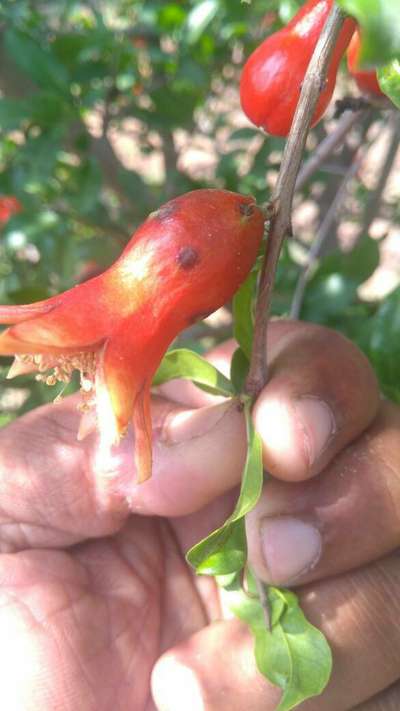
[187,400,263,574]
[225,575,332,711]
[230,347,250,394]
[233,270,257,359]
[153,348,235,397]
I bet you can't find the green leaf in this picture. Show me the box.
[314,236,380,286]
[362,286,400,403]
[278,0,300,25]
[233,270,256,359]
[153,348,235,397]
[0,99,31,131]
[378,60,400,108]
[229,127,260,141]
[192,518,247,575]
[4,29,69,94]
[230,347,250,394]
[185,0,219,45]
[187,401,263,574]
[226,580,332,711]
[302,273,358,323]
[337,0,400,66]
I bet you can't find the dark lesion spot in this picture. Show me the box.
[177,245,200,270]
[239,202,255,217]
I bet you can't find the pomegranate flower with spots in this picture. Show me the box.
[0,190,264,482]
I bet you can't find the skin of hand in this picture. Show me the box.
[0,320,399,711]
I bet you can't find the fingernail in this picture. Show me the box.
[160,400,237,445]
[294,397,335,466]
[261,516,322,584]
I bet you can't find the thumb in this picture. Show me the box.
[0,393,247,552]
[97,395,247,516]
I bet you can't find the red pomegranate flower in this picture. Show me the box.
[0,190,264,482]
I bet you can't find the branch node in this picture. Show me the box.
[261,199,278,221]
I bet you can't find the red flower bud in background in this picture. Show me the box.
[240,0,356,137]
[0,196,22,225]
[0,189,264,482]
[347,30,385,98]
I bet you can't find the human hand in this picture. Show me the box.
[0,320,398,710]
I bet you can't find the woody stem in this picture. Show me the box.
[245,5,347,399]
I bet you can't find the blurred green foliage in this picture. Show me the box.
[0,0,399,420]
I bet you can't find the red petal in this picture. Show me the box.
[96,339,136,444]
[132,385,153,483]
[96,324,156,482]
[0,301,56,324]
[0,326,97,356]
[0,274,122,354]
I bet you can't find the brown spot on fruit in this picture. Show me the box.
[177,246,200,270]
[239,202,255,218]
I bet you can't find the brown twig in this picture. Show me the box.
[245,5,347,398]
[295,109,364,191]
[335,93,394,116]
[359,112,400,238]
[290,155,361,319]
[159,128,179,199]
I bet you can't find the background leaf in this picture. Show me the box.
[378,60,400,108]
[360,286,400,403]
[313,235,380,286]
[4,29,70,94]
[337,0,400,65]
[185,0,220,45]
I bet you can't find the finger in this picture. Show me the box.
[140,320,379,518]
[151,551,400,711]
[353,680,400,710]
[159,318,379,485]
[246,400,400,586]
[0,395,130,551]
[0,321,380,547]
[0,393,247,549]
[161,318,380,482]
[252,320,379,481]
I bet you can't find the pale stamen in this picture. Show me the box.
[13,352,97,407]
